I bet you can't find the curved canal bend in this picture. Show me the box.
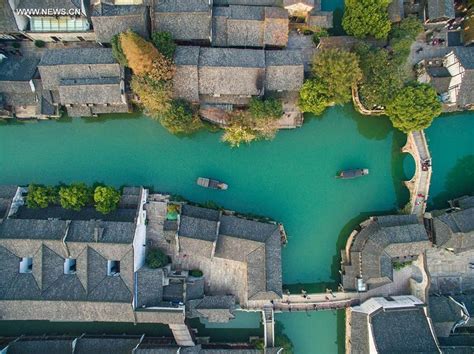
[0,107,473,353]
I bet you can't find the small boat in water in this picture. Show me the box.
[197,177,228,190]
[336,169,369,179]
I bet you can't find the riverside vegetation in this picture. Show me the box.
[299,8,442,134]
[112,31,284,147]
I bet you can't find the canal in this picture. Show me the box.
[1,105,473,352]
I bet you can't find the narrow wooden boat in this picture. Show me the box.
[336,169,369,179]
[196,177,228,190]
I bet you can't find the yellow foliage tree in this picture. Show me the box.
[120,30,175,81]
[131,76,172,117]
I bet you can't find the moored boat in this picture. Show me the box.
[336,169,369,179]
[196,177,228,190]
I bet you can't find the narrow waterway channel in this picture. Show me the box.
[0,107,473,353]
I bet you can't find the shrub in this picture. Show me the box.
[146,248,169,269]
[34,40,45,48]
[111,34,128,66]
[59,183,92,211]
[94,186,121,214]
[151,31,177,60]
[386,83,442,133]
[12,42,21,49]
[189,269,203,277]
[26,184,58,208]
[249,97,283,119]
[312,28,329,45]
[160,99,203,135]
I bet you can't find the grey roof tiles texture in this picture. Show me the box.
[371,307,439,353]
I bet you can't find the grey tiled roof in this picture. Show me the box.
[199,47,266,68]
[371,307,439,353]
[349,311,369,354]
[17,0,82,12]
[74,336,142,354]
[0,185,18,220]
[39,48,116,66]
[59,77,124,105]
[154,0,211,42]
[265,50,304,92]
[427,0,455,20]
[433,204,474,252]
[3,337,75,354]
[212,5,288,48]
[136,266,164,308]
[66,220,136,243]
[0,1,18,33]
[155,0,210,12]
[0,56,39,82]
[0,218,68,240]
[92,3,149,43]
[181,205,220,221]
[186,295,236,323]
[342,215,431,291]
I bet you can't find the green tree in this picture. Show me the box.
[59,183,92,211]
[111,33,128,66]
[390,15,424,42]
[342,0,391,39]
[151,31,177,60]
[298,79,331,115]
[160,99,203,135]
[386,83,442,133]
[355,44,404,108]
[312,49,362,104]
[146,248,169,268]
[26,184,58,208]
[94,186,121,214]
[249,97,283,119]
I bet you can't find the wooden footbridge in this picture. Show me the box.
[402,131,432,218]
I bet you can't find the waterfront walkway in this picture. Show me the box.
[402,131,432,217]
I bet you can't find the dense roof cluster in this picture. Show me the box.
[177,205,283,301]
[342,214,431,291]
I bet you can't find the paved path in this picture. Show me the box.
[402,131,432,217]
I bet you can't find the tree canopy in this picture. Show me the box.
[120,30,175,81]
[312,49,362,104]
[146,248,169,269]
[342,0,392,39]
[298,79,331,115]
[355,43,404,109]
[160,99,203,135]
[299,49,361,115]
[386,83,442,133]
[131,76,172,117]
[94,186,121,214]
[59,183,92,211]
[26,184,58,209]
[151,31,177,60]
